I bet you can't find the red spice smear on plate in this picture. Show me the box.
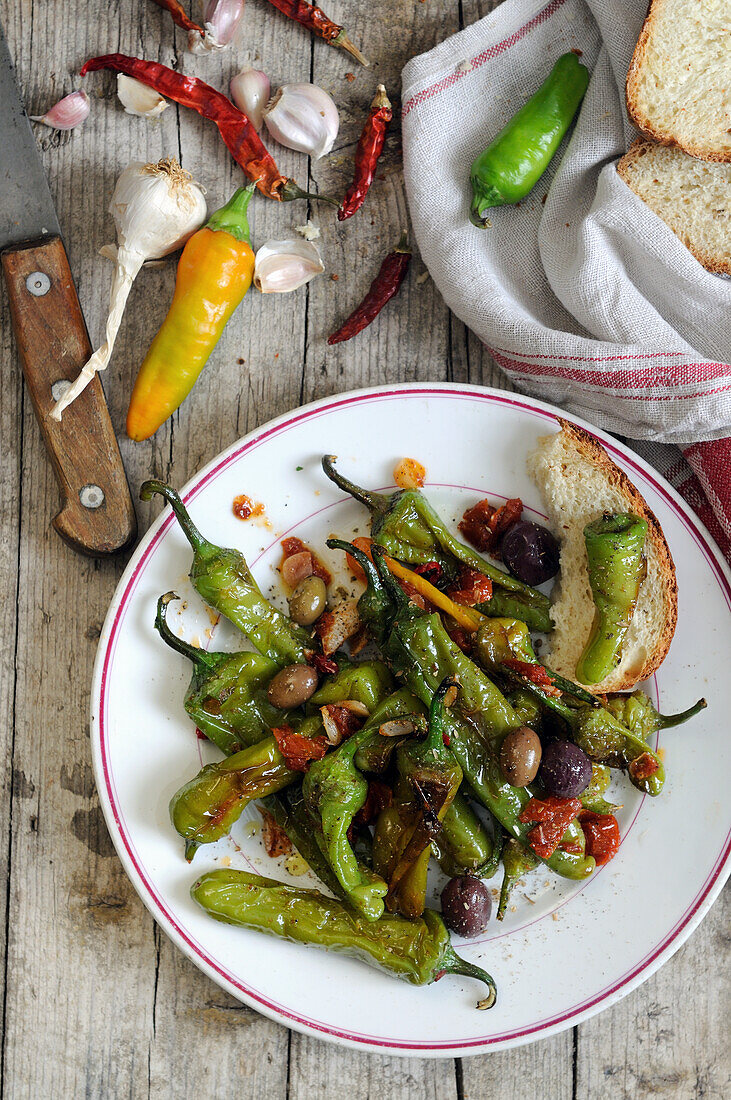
[233,494,265,521]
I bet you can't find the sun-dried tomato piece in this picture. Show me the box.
[446,566,493,606]
[353,780,392,828]
[344,536,374,583]
[579,811,620,865]
[446,623,473,655]
[258,808,293,858]
[502,658,562,697]
[271,725,329,771]
[459,497,523,555]
[412,560,443,584]
[520,796,582,858]
[311,653,338,676]
[628,752,660,782]
[320,704,365,746]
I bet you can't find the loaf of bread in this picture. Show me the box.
[528,421,678,692]
[626,0,731,163]
[617,140,731,275]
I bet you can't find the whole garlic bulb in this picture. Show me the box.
[263,83,339,160]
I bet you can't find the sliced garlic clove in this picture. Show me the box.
[117,75,169,119]
[262,83,339,160]
[230,68,271,132]
[254,238,324,293]
[30,90,90,131]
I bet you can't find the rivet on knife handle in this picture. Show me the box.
[2,237,137,556]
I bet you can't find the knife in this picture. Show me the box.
[0,26,136,556]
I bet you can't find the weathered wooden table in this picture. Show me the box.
[0,2,727,1095]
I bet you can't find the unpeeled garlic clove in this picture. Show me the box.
[30,90,90,130]
[189,0,245,51]
[254,238,324,293]
[117,75,169,119]
[230,68,270,132]
[263,83,339,160]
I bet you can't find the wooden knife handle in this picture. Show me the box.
[2,236,137,556]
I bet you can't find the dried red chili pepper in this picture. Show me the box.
[265,0,369,66]
[258,807,294,857]
[311,653,338,676]
[328,233,411,345]
[519,796,582,859]
[338,85,392,221]
[80,55,331,204]
[150,0,205,42]
[579,811,620,865]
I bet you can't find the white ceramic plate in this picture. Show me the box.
[91,383,731,1056]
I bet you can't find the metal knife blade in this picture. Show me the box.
[0,21,136,556]
[0,28,62,250]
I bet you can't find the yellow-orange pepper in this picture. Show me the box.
[127,184,255,441]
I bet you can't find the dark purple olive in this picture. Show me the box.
[440,876,492,937]
[539,740,592,798]
[501,521,560,587]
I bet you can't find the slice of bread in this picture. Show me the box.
[626,0,731,163]
[528,421,677,692]
[617,140,731,275]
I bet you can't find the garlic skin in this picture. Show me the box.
[50,159,207,421]
[189,0,245,52]
[117,75,169,119]
[263,84,339,160]
[254,238,324,293]
[30,90,90,130]
[230,68,271,132]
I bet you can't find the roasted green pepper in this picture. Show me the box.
[262,785,345,900]
[431,793,495,876]
[497,838,538,920]
[141,481,313,666]
[469,52,590,226]
[576,513,648,685]
[191,869,497,1007]
[322,457,551,622]
[155,592,284,754]
[604,690,706,740]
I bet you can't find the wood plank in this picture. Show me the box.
[289,1043,459,1100]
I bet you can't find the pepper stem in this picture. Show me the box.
[154,593,219,671]
[424,676,458,753]
[372,545,411,612]
[280,180,340,206]
[394,231,410,254]
[205,183,255,244]
[657,697,707,728]
[333,29,370,67]
[441,946,497,1009]
[321,455,391,518]
[140,480,210,555]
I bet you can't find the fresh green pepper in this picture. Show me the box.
[302,725,389,921]
[576,513,648,685]
[140,481,313,666]
[431,793,495,876]
[505,688,544,732]
[361,546,594,880]
[469,52,590,227]
[192,869,497,1007]
[497,839,538,920]
[381,678,463,918]
[604,690,706,740]
[155,592,284,754]
[322,457,550,620]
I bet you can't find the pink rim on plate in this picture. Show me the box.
[90,383,731,1055]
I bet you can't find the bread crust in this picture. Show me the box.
[626,0,731,164]
[617,140,731,276]
[551,420,678,691]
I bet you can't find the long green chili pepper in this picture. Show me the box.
[302,725,389,921]
[469,51,590,227]
[192,870,497,1007]
[497,838,538,920]
[576,513,648,685]
[155,593,284,754]
[355,545,594,880]
[476,590,554,634]
[322,457,551,618]
[604,690,706,740]
[381,678,463,918]
[141,481,313,666]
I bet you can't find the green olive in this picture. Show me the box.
[499,726,542,787]
[288,576,327,626]
[267,664,318,708]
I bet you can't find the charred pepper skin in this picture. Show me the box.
[191,869,497,1006]
[322,456,551,621]
[140,482,313,666]
[155,592,284,754]
[576,513,648,686]
[469,52,590,226]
